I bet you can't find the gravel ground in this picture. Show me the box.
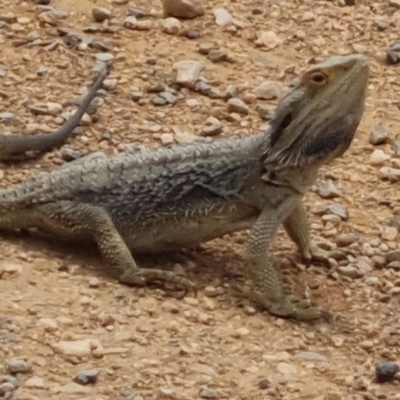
[1,0,400,399]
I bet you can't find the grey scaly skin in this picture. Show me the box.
[0,63,111,161]
[0,54,369,321]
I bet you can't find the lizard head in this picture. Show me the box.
[264,53,370,168]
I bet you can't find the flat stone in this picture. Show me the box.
[162,0,204,19]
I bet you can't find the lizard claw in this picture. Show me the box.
[306,242,353,267]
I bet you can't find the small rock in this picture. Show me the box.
[39,318,58,332]
[381,226,398,241]
[201,116,223,136]
[159,91,178,104]
[92,7,111,23]
[55,382,93,394]
[95,53,114,62]
[0,112,19,126]
[88,277,100,287]
[277,362,298,376]
[336,233,358,247]
[0,13,16,23]
[73,369,100,385]
[52,339,104,358]
[374,19,388,31]
[253,81,282,100]
[324,204,349,220]
[61,147,82,161]
[0,260,23,275]
[295,351,327,362]
[183,28,201,39]
[379,166,400,182]
[198,42,218,55]
[161,17,181,35]
[256,30,283,49]
[213,8,233,27]
[131,91,144,102]
[162,0,204,19]
[173,60,204,89]
[387,50,399,65]
[258,379,270,390]
[36,65,49,76]
[227,98,249,115]
[337,265,363,279]
[128,8,151,19]
[369,149,389,166]
[375,361,399,383]
[370,122,390,145]
[123,16,138,30]
[208,50,229,63]
[136,20,153,30]
[223,85,237,100]
[25,377,45,389]
[200,387,219,399]
[318,180,340,199]
[6,359,32,374]
[160,133,174,145]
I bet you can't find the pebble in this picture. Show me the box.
[88,277,100,287]
[39,318,58,332]
[258,379,270,389]
[337,265,363,279]
[173,60,204,88]
[162,0,204,19]
[369,149,389,165]
[92,7,111,22]
[0,112,19,126]
[95,53,114,62]
[381,226,398,241]
[161,17,181,35]
[73,369,100,385]
[160,133,174,145]
[375,361,399,383]
[200,387,219,399]
[253,81,282,100]
[136,20,153,30]
[336,233,359,247]
[127,8,150,18]
[124,16,138,30]
[379,166,400,182]
[256,30,283,49]
[227,98,249,115]
[52,339,104,358]
[54,382,93,394]
[295,351,327,362]
[25,376,45,389]
[201,117,223,136]
[213,8,233,27]
[370,122,390,145]
[318,180,341,199]
[6,359,31,374]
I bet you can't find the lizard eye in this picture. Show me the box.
[310,72,326,85]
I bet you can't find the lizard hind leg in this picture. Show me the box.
[6,201,194,291]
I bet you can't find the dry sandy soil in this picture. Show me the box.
[1,0,400,399]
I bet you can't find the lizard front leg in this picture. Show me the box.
[283,198,348,265]
[1,201,193,291]
[245,200,325,321]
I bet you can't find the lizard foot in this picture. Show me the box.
[306,242,354,267]
[119,268,195,293]
[260,294,330,322]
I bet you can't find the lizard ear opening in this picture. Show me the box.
[269,112,292,147]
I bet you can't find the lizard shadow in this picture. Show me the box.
[0,229,246,289]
